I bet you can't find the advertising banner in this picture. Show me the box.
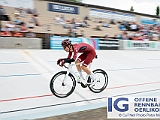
[48,3,78,14]
[89,8,136,22]
[0,0,33,8]
[107,97,160,119]
[80,38,99,50]
[50,36,82,50]
[123,40,160,51]
[140,17,160,25]
[99,39,119,50]
[50,36,99,50]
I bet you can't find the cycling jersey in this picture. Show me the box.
[68,42,96,67]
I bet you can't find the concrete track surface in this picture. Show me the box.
[0,49,160,120]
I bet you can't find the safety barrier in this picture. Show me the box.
[0,37,42,49]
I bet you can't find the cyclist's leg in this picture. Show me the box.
[81,52,96,86]
[75,54,86,80]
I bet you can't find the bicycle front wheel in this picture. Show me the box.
[50,71,76,98]
[88,69,108,93]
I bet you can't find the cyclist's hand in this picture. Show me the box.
[57,58,62,65]
[59,60,65,67]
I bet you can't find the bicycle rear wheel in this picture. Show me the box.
[87,69,108,93]
[50,71,76,98]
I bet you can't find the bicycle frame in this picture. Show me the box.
[63,62,92,84]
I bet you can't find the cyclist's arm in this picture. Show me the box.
[68,52,72,58]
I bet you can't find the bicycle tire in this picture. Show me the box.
[87,69,108,93]
[50,71,76,98]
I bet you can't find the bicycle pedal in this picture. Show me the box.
[81,83,87,88]
[77,81,81,84]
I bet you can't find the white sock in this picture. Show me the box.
[78,71,85,80]
[89,73,96,81]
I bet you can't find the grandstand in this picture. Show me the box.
[0,0,160,48]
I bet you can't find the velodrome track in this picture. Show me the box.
[0,49,160,120]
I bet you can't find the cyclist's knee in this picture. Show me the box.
[75,59,81,64]
[81,64,87,69]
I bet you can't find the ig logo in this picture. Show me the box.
[108,97,129,112]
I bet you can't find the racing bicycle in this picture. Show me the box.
[50,59,108,98]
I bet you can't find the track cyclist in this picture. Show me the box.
[57,39,97,87]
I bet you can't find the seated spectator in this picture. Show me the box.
[84,15,90,20]
[13,17,23,25]
[75,18,83,27]
[13,8,20,17]
[32,8,39,17]
[94,24,102,31]
[122,32,129,40]
[0,5,6,15]
[82,20,89,27]
[63,24,70,29]
[110,19,116,24]
[29,15,39,26]
[25,30,36,38]
[27,22,35,29]
[5,21,15,31]
[13,30,23,37]
[0,30,12,37]
[119,24,126,31]
[19,7,26,17]
[117,33,123,39]
[26,8,33,14]
[130,22,139,31]
[54,15,65,24]
[102,21,110,28]
[132,35,138,40]
[20,23,28,32]
[98,18,103,23]
[60,15,65,21]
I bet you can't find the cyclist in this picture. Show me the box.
[57,39,97,87]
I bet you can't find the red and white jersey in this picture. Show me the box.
[68,42,95,60]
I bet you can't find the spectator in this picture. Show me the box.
[27,21,35,29]
[30,15,39,25]
[132,35,138,40]
[19,7,26,17]
[54,15,65,24]
[119,24,126,31]
[0,5,6,15]
[13,8,20,17]
[130,22,138,31]
[94,24,102,31]
[82,20,89,27]
[84,15,90,20]
[117,33,123,39]
[32,8,39,17]
[5,21,15,31]
[110,19,116,24]
[26,8,32,14]
[60,15,65,21]
[25,30,36,38]
[0,29,12,37]
[102,21,110,28]
[13,17,23,25]
[13,30,23,37]
[20,23,28,32]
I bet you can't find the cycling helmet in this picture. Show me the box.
[61,39,71,48]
